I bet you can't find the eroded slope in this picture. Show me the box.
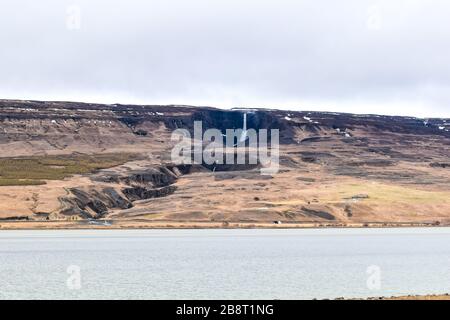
[1,99,449,227]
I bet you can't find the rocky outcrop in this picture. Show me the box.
[121,167,178,187]
[300,207,336,221]
[430,162,450,169]
[58,165,186,219]
[60,187,132,219]
[122,185,177,202]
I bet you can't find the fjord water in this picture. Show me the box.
[1,228,450,300]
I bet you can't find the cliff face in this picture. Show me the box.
[0,99,450,226]
[1,99,449,154]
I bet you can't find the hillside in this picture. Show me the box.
[0,99,450,228]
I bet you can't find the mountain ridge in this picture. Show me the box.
[0,98,449,228]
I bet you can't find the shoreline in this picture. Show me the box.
[0,220,446,230]
[356,294,450,300]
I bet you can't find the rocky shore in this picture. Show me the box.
[0,220,446,230]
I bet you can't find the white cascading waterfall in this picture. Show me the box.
[239,112,248,143]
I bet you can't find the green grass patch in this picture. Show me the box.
[0,179,46,186]
[0,153,139,186]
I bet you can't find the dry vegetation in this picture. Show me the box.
[0,153,139,186]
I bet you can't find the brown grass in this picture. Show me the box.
[0,153,139,186]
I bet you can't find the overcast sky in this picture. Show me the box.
[1,0,450,117]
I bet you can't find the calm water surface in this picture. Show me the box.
[1,228,450,299]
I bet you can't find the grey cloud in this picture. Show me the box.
[1,0,450,117]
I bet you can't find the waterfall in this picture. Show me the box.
[239,112,248,143]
